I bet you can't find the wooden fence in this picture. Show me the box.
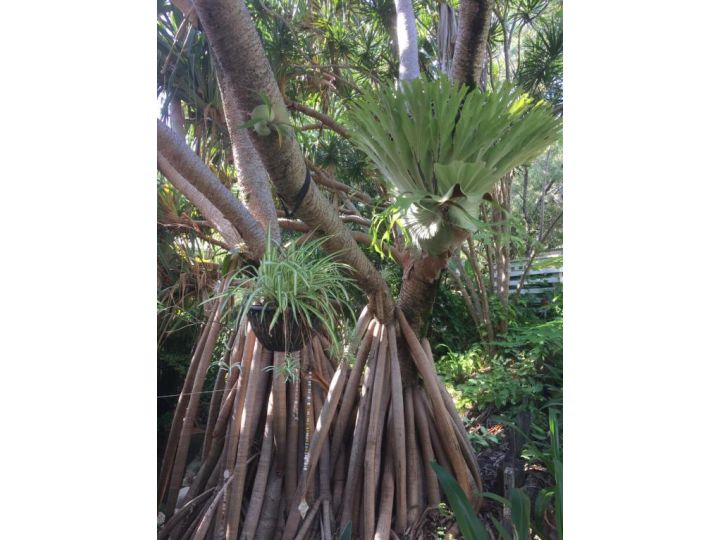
[508,249,563,300]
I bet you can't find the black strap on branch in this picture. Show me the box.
[281,167,312,218]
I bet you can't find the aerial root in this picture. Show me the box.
[158,304,482,540]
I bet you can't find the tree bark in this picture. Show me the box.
[500,16,512,81]
[157,120,266,260]
[463,240,496,350]
[394,0,421,80]
[169,97,185,135]
[171,3,280,243]
[193,0,394,320]
[438,1,457,75]
[396,252,449,334]
[450,0,495,87]
[214,61,281,242]
[157,153,242,247]
[492,174,513,333]
[305,161,373,204]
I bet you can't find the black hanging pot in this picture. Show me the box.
[247,304,313,352]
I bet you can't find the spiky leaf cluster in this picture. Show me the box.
[349,77,561,254]
[230,234,359,357]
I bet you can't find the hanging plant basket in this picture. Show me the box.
[247,304,313,352]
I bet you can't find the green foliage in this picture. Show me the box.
[483,490,533,540]
[157,6,231,169]
[432,463,540,540]
[438,346,544,412]
[548,408,563,539]
[428,276,480,351]
[157,178,226,348]
[435,291,563,540]
[432,462,490,540]
[467,425,501,450]
[237,93,294,143]
[499,307,563,361]
[225,233,359,357]
[349,77,561,254]
[517,12,563,112]
[511,145,563,254]
[500,407,563,540]
[263,353,300,383]
[368,202,412,260]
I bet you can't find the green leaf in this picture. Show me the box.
[338,522,351,540]
[349,77,561,252]
[481,492,511,507]
[250,103,272,122]
[549,408,563,540]
[432,462,489,540]
[489,516,513,540]
[509,488,531,539]
[221,254,232,276]
[254,122,271,136]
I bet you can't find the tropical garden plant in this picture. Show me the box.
[433,422,562,540]
[156,0,563,538]
[350,77,561,255]
[228,233,358,354]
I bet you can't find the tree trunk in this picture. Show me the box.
[396,0,495,338]
[492,174,513,334]
[450,0,495,87]
[193,0,394,318]
[214,60,280,242]
[394,0,421,80]
[156,1,498,537]
[438,1,457,75]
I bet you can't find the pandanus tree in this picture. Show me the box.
[156,0,560,538]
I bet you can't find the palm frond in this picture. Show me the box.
[517,13,563,112]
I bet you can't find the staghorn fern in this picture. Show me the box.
[349,77,562,255]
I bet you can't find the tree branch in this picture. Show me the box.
[450,253,483,325]
[450,0,495,87]
[463,239,496,350]
[215,71,281,242]
[169,0,198,26]
[284,99,351,139]
[340,215,371,227]
[448,265,483,328]
[531,178,557,220]
[298,122,323,132]
[157,120,266,260]
[193,0,394,319]
[159,221,232,251]
[305,161,373,204]
[166,0,280,243]
[158,152,243,247]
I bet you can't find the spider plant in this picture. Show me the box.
[349,76,562,254]
[231,233,359,354]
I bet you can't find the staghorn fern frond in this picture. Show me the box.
[349,77,561,254]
